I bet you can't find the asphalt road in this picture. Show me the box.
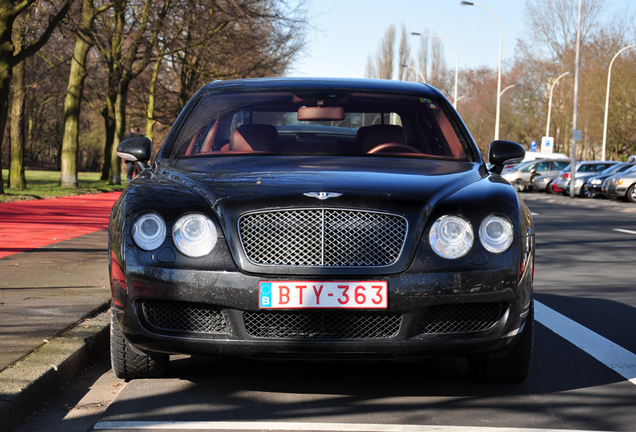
[14,194,636,432]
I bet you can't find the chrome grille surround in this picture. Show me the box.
[238,209,408,267]
[243,311,402,339]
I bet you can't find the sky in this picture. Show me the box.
[288,0,635,79]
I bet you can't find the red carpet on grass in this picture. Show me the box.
[0,192,121,259]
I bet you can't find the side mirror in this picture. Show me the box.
[117,136,152,163]
[488,140,525,174]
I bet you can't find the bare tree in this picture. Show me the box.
[416,31,429,83]
[429,37,447,89]
[364,54,376,79]
[0,0,71,194]
[376,24,395,80]
[9,14,28,189]
[59,0,113,188]
[397,24,410,82]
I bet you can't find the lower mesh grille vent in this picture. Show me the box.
[243,311,401,339]
[416,302,505,335]
[253,352,395,361]
[141,300,229,334]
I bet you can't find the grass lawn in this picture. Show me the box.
[1,170,125,202]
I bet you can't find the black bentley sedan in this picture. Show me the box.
[110,78,535,383]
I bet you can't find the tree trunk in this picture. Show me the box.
[145,54,163,144]
[60,35,91,187]
[0,62,12,195]
[100,104,115,180]
[109,86,129,184]
[9,57,26,189]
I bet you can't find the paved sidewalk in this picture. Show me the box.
[0,192,120,430]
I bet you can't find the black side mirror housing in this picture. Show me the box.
[116,136,152,163]
[488,140,525,174]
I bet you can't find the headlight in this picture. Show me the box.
[479,215,513,253]
[590,178,601,185]
[429,215,474,259]
[172,213,218,257]
[132,212,166,250]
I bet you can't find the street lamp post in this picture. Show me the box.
[545,71,572,138]
[400,64,426,83]
[411,32,459,107]
[455,94,472,109]
[460,1,503,141]
[602,44,636,161]
[570,0,583,198]
[500,84,516,97]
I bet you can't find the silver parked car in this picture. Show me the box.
[583,162,636,198]
[555,161,619,197]
[604,169,636,202]
[502,159,569,192]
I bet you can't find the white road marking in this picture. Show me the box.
[534,300,636,386]
[92,421,614,431]
[531,212,539,216]
[95,303,636,432]
[613,228,636,235]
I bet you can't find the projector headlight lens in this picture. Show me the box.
[132,212,166,251]
[429,215,474,259]
[172,213,218,257]
[479,214,514,253]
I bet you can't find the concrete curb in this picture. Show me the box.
[0,304,111,432]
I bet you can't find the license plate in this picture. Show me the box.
[259,281,388,309]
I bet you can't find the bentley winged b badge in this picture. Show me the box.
[303,192,342,200]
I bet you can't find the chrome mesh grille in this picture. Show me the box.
[415,302,505,335]
[243,311,402,339]
[141,300,229,334]
[239,209,407,267]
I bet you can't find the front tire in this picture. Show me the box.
[514,180,526,192]
[111,308,169,380]
[582,186,595,198]
[626,184,636,203]
[466,303,534,383]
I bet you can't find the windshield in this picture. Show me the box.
[169,91,472,161]
[604,163,633,174]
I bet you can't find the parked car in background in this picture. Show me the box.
[554,161,619,196]
[604,169,636,202]
[500,151,568,174]
[520,151,569,162]
[532,172,561,194]
[502,158,569,192]
[583,162,636,198]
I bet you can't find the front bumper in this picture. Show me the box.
[110,236,534,361]
[606,184,627,198]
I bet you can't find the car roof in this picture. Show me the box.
[200,77,437,97]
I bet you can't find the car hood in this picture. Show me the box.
[157,156,484,218]
[148,156,500,276]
